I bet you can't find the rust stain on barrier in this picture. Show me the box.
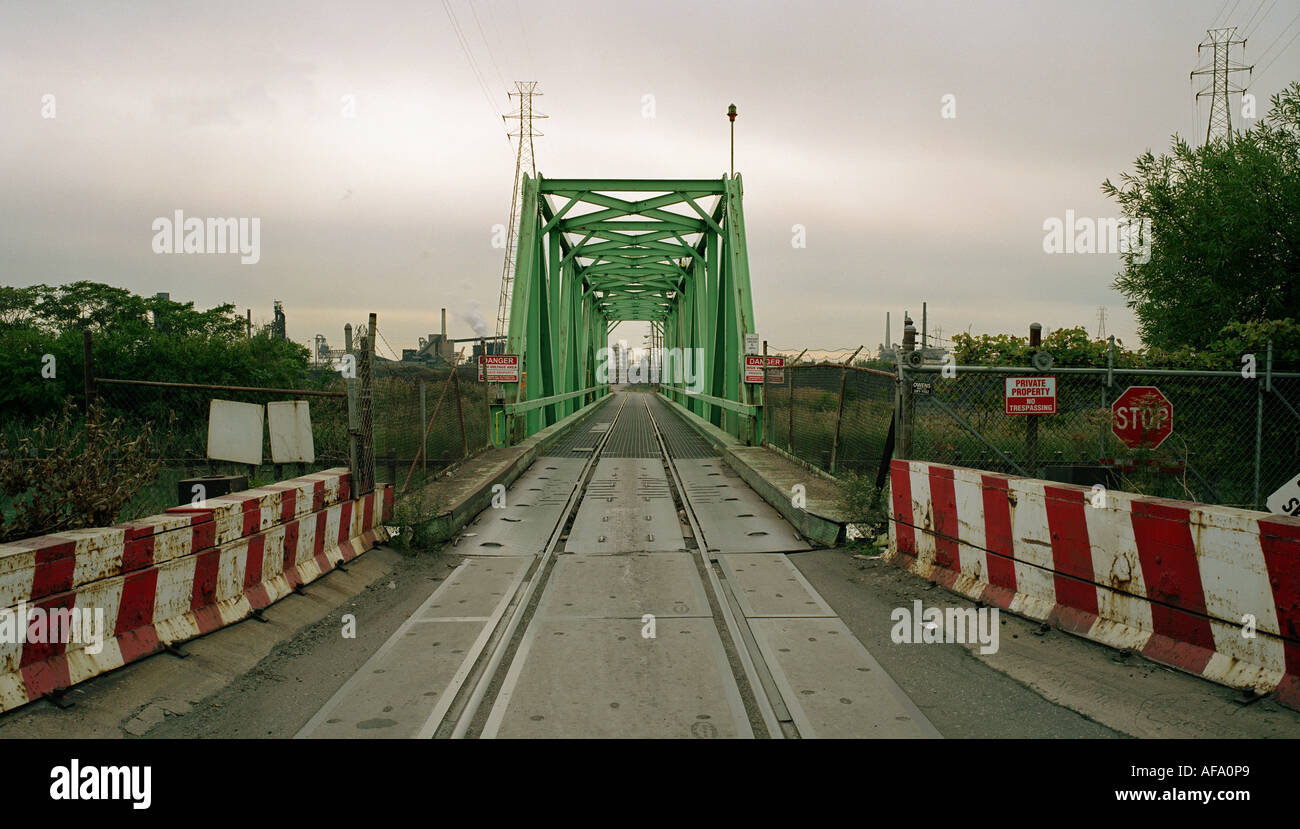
[1107,553,1134,588]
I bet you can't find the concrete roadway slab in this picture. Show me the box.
[676,459,810,554]
[747,617,940,739]
[297,557,529,738]
[457,457,586,556]
[538,553,711,619]
[482,618,752,739]
[565,458,684,553]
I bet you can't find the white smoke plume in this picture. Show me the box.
[458,300,489,338]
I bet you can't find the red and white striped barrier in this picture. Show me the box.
[0,469,353,614]
[0,476,392,713]
[887,459,1300,709]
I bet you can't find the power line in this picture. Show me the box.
[1222,0,1246,27]
[1210,0,1233,28]
[1242,0,1277,38]
[1253,8,1300,67]
[466,0,508,93]
[440,0,507,131]
[1256,23,1300,79]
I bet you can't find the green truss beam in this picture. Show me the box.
[493,174,762,447]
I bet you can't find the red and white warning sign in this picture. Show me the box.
[480,354,521,383]
[764,356,785,384]
[1004,376,1057,415]
[743,356,765,384]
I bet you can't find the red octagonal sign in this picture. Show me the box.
[1112,385,1174,450]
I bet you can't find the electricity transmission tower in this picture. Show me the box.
[1191,28,1252,144]
[496,82,547,338]
[1096,306,1107,340]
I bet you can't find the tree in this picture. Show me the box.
[0,282,314,420]
[1101,83,1300,355]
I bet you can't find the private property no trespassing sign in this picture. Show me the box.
[1004,376,1056,415]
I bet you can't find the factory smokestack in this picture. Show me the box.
[441,308,447,338]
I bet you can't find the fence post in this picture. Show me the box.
[787,364,795,454]
[898,321,916,459]
[347,376,360,483]
[480,338,490,449]
[1100,335,1114,460]
[1255,340,1270,508]
[82,328,96,416]
[454,367,468,458]
[358,324,376,496]
[829,364,848,474]
[419,380,428,477]
[762,340,769,446]
[1026,322,1041,476]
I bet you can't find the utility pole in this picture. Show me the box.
[496,82,547,339]
[1191,28,1252,144]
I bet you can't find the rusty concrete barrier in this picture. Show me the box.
[0,469,355,613]
[0,471,393,713]
[886,459,1300,710]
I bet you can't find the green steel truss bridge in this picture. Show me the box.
[494,175,762,446]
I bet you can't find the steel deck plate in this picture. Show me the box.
[717,553,835,617]
[747,617,941,739]
[298,558,528,739]
[644,393,718,459]
[482,617,752,739]
[458,457,586,556]
[564,457,685,553]
[538,553,711,619]
[676,460,810,553]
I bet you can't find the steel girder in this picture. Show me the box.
[494,175,760,446]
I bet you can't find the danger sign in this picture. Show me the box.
[1004,376,1056,415]
[743,356,765,384]
[480,354,520,383]
[764,356,785,384]
[1111,385,1173,450]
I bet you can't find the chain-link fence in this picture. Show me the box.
[901,363,1300,510]
[91,378,350,520]
[1,322,497,540]
[371,362,491,495]
[759,354,1300,511]
[763,362,896,479]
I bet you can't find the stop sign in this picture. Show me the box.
[1112,385,1174,449]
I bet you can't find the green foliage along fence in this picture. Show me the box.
[761,350,1300,511]
[903,364,1300,510]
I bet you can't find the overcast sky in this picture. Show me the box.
[2,0,1297,360]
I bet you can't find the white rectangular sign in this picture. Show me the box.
[744,333,760,354]
[207,399,264,465]
[267,400,315,464]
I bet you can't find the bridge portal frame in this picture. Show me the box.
[492,175,763,447]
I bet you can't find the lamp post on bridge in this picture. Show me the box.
[727,103,737,176]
